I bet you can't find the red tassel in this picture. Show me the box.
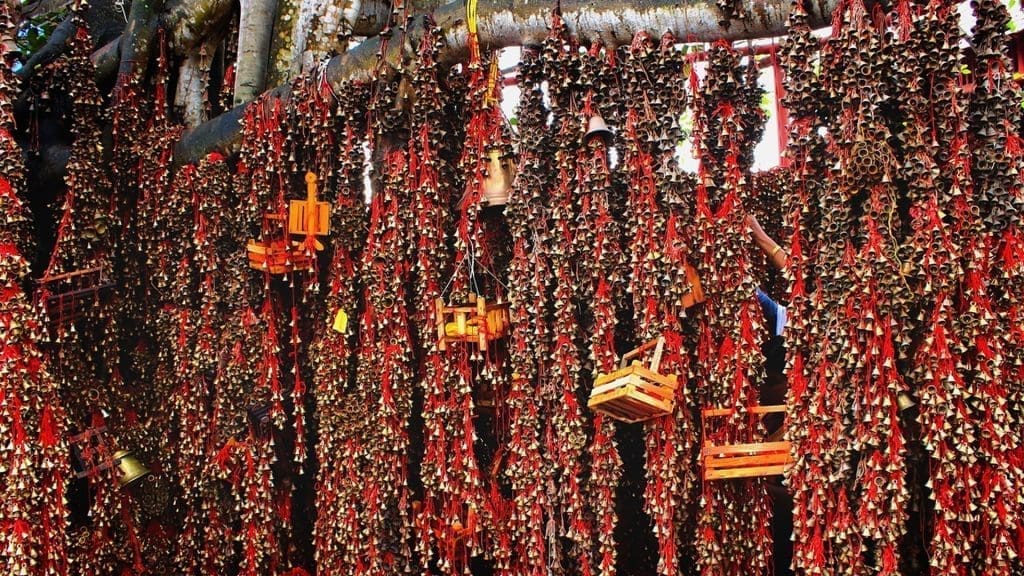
[39,405,58,447]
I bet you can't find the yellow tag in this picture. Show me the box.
[332,310,348,333]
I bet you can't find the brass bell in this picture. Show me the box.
[113,450,151,488]
[896,391,916,413]
[481,148,515,207]
[582,115,613,145]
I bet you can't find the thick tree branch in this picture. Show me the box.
[16,15,74,78]
[175,0,838,165]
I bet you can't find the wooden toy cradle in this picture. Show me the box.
[247,214,313,274]
[588,336,678,423]
[247,172,329,274]
[434,293,510,351]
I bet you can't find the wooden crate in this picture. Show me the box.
[435,294,510,351]
[588,336,678,423]
[680,262,705,309]
[701,405,793,480]
[35,266,115,326]
[247,239,312,274]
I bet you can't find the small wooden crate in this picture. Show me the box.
[588,337,678,423]
[435,294,510,351]
[680,263,705,309]
[701,405,793,480]
[35,266,115,326]
[247,239,312,274]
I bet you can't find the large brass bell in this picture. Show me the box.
[113,450,151,488]
[582,115,613,145]
[480,148,515,207]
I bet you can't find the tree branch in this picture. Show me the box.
[161,0,234,50]
[174,0,838,166]
[16,15,75,79]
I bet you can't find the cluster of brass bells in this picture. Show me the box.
[847,139,893,184]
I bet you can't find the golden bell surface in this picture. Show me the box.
[113,450,151,488]
[583,115,613,144]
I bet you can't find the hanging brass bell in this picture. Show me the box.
[582,115,613,145]
[481,148,515,207]
[896,391,916,413]
[113,450,151,488]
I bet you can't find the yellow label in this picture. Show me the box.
[332,310,348,333]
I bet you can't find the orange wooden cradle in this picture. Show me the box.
[588,336,678,423]
[701,405,793,480]
[247,215,313,274]
[434,294,510,351]
[248,173,329,275]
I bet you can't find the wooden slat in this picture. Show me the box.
[703,441,790,456]
[629,364,678,390]
[589,383,674,423]
[703,405,787,417]
[588,385,634,408]
[704,452,793,469]
[705,464,789,480]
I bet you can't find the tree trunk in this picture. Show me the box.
[175,37,218,127]
[287,0,359,75]
[233,0,279,104]
[162,0,234,51]
[117,0,166,83]
[176,0,839,165]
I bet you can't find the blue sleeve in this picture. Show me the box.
[755,288,787,337]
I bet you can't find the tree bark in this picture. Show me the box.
[117,0,166,84]
[233,0,278,104]
[16,15,74,78]
[175,36,218,127]
[161,0,234,51]
[175,0,839,165]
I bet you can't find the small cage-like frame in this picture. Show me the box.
[248,173,329,275]
[588,336,678,423]
[434,294,510,351]
[701,405,793,481]
[35,266,115,328]
[247,214,313,274]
